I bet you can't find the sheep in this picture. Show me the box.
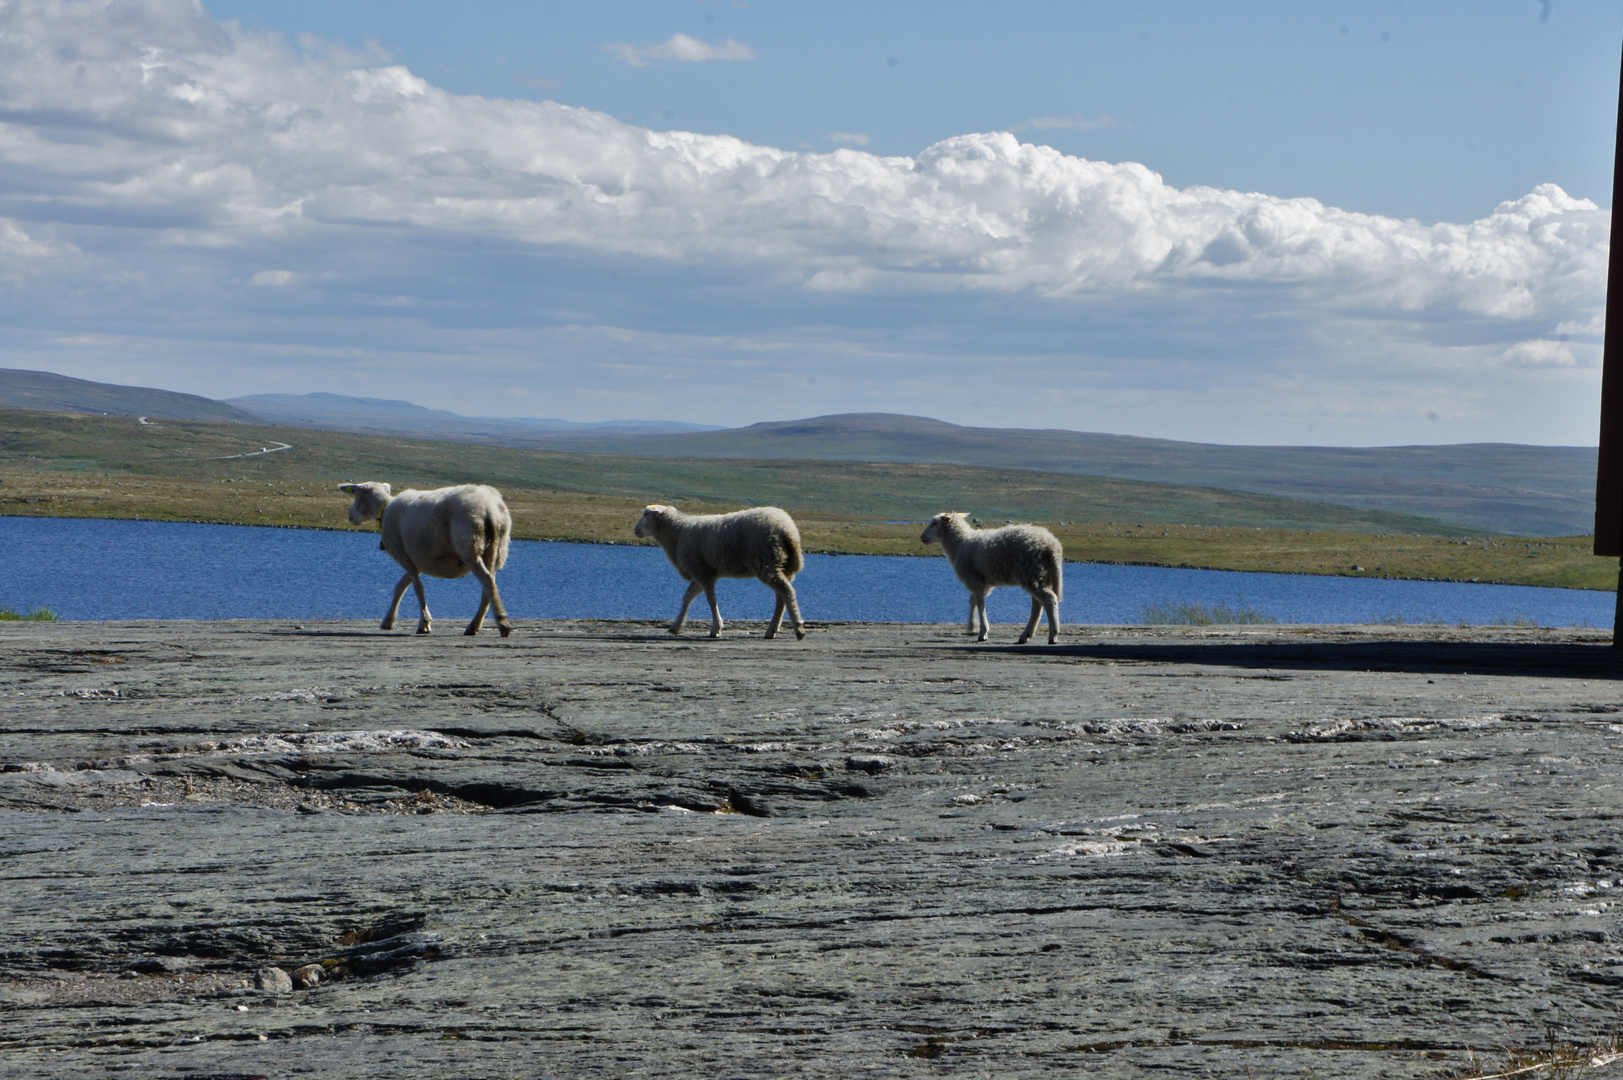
[634,504,807,640]
[920,512,1063,644]
[339,482,514,638]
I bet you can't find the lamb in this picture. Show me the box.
[339,482,514,638]
[634,504,807,640]
[920,512,1063,644]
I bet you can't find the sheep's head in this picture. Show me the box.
[338,482,392,526]
[634,504,670,539]
[920,511,966,546]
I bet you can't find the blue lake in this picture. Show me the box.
[0,516,1612,628]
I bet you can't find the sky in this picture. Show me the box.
[0,0,1619,445]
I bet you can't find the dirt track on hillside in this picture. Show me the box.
[2,619,1621,1078]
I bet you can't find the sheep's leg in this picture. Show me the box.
[1016,595,1043,644]
[464,553,513,638]
[411,574,432,634]
[671,581,704,635]
[382,571,413,631]
[763,574,806,641]
[782,580,806,640]
[960,591,986,639]
[703,583,724,638]
[1041,589,1060,644]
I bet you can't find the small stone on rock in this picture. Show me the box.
[845,754,895,774]
[291,963,322,988]
[254,966,293,994]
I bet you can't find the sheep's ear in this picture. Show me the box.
[338,483,357,494]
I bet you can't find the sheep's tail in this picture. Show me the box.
[487,511,510,571]
[1044,545,1063,601]
[783,529,805,578]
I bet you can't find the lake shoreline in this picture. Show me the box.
[0,505,1612,592]
[2,516,1612,628]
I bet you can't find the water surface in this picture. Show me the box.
[0,517,1609,628]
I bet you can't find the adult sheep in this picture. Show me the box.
[921,512,1063,644]
[339,482,514,638]
[634,504,807,640]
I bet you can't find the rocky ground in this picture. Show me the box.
[1,618,1621,1078]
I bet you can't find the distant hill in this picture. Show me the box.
[227,392,723,441]
[491,413,1598,538]
[0,369,1596,537]
[0,368,257,423]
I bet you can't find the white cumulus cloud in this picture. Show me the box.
[0,1,1602,313]
[0,0,1607,443]
[0,0,1600,323]
[0,218,53,257]
[1497,339,1585,368]
[608,33,757,67]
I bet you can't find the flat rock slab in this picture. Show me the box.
[2,619,1622,1078]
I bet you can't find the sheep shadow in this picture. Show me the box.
[986,638,1623,681]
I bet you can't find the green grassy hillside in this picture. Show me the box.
[0,408,1611,589]
[496,413,1597,537]
[0,408,1470,533]
[0,367,1594,536]
[0,367,258,423]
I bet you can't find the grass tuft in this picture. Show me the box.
[0,607,58,621]
[1443,1031,1620,1079]
[1142,601,1273,626]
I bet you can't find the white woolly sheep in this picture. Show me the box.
[634,504,807,640]
[339,482,514,637]
[920,512,1063,644]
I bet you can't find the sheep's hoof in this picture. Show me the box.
[794,627,806,641]
[416,626,432,636]
[463,627,478,636]
[498,625,512,639]
[380,620,395,631]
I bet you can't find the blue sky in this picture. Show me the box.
[0,0,1618,445]
[208,0,1623,225]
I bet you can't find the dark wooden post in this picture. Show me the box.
[1596,39,1623,645]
